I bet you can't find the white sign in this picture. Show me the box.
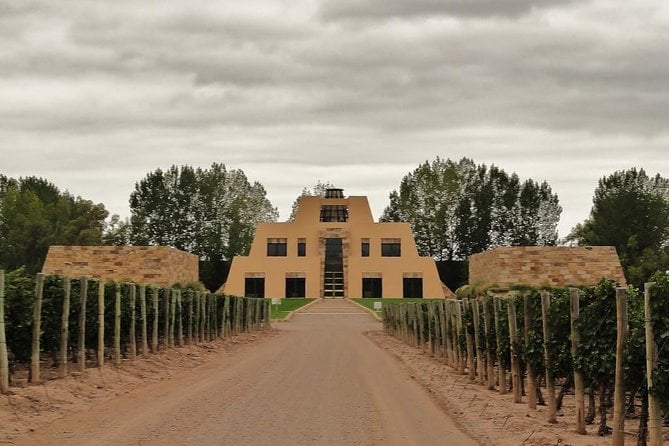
[271,298,281,305]
[373,301,383,310]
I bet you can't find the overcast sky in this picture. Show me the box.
[1,0,668,238]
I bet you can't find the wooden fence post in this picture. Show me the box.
[463,299,475,381]
[483,296,495,391]
[0,270,9,394]
[77,277,88,371]
[644,282,662,446]
[163,288,170,350]
[507,298,522,403]
[129,284,136,360]
[177,290,183,347]
[612,287,628,446]
[114,283,121,366]
[570,288,586,435]
[97,280,105,367]
[140,285,148,357]
[30,273,45,383]
[524,294,537,410]
[472,299,484,385]
[58,277,71,378]
[540,291,557,422]
[152,287,159,353]
[169,289,177,348]
[493,297,507,394]
[455,300,466,375]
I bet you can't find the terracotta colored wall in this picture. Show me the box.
[468,246,626,288]
[42,246,199,287]
[223,195,447,298]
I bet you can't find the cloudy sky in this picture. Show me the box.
[1,0,668,237]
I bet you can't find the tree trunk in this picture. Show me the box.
[586,389,596,424]
[598,382,611,436]
[637,389,648,446]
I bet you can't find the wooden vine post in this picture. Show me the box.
[169,289,177,348]
[507,298,522,404]
[472,299,484,385]
[612,287,628,446]
[139,285,148,357]
[97,280,105,367]
[493,297,506,394]
[129,284,136,360]
[58,277,71,378]
[483,296,495,390]
[163,289,170,350]
[152,287,159,353]
[523,294,537,410]
[186,290,195,345]
[540,291,557,422]
[569,288,586,435]
[644,282,662,446]
[222,296,230,335]
[177,290,184,347]
[30,273,45,383]
[463,299,475,380]
[193,291,199,343]
[114,283,122,366]
[439,301,449,364]
[77,277,88,371]
[455,300,466,375]
[0,270,9,394]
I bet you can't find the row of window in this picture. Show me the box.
[244,277,423,298]
[266,238,402,257]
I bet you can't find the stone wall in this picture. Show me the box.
[42,246,199,287]
[469,246,627,288]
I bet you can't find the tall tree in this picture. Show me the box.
[129,163,278,261]
[381,157,561,260]
[568,168,669,287]
[0,175,108,273]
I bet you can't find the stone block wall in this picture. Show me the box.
[469,246,627,288]
[42,246,199,287]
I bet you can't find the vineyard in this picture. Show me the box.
[382,274,669,446]
[0,269,270,392]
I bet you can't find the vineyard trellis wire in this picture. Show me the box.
[382,277,669,446]
[0,270,271,391]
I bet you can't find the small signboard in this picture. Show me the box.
[271,297,281,306]
[373,301,383,311]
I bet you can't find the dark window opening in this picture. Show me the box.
[285,278,306,298]
[381,242,401,257]
[245,278,265,298]
[361,239,370,257]
[320,205,349,222]
[362,278,382,298]
[297,240,306,257]
[267,238,287,256]
[324,188,344,199]
[403,278,423,298]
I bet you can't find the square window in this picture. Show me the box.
[267,238,287,256]
[381,242,401,257]
[245,278,265,298]
[362,277,382,298]
[403,278,423,298]
[285,278,306,298]
[361,238,370,257]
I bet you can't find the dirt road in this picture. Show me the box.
[16,299,476,446]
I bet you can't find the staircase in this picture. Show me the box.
[323,271,344,298]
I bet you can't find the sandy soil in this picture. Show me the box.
[3,299,665,445]
[3,299,475,446]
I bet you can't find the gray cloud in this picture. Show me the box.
[319,0,577,20]
[1,0,668,238]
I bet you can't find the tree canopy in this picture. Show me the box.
[129,163,278,261]
[568,168,669,287]
[381,157,561,260]
[0,174,108,274]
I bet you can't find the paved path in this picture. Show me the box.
[17,299,477,446]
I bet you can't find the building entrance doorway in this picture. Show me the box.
[324,238,344,298]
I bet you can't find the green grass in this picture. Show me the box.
[268,298,313,320]
[350,298,429,313]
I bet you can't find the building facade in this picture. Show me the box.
[221,189,446,299]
